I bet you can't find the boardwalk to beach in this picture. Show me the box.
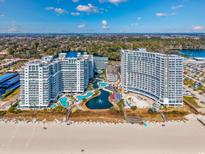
[0,119,205,154]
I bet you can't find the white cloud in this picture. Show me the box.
[70,12,80,16]
[76,4,98,13]
[99,0,126,5]
[155,12,167,17]
[156,12,178,17]
[192,26,205,31]
[0,14,4,17]
[72,0,79,2]
[77,24,86,29]
[154,4,183,18]
[108,0,127,5]
[46,7,68,15]
[7,24,20,32]
[102,20,109,29]
[171,4,184,10]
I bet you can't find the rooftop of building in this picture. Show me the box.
[60,51,92,60]
[24,51,93,67]
[121,48,183,58]
[106,65,119,75]
[93,56,108,60]
[0,73,18,84]
[66,51,77,58]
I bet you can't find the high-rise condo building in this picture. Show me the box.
[121,48,184,106]
[93,56,108,73]
[59,52,94,93]
[20,51,94,108]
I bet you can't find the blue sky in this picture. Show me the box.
[0,0,204,33]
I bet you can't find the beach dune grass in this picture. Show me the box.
[0,102,189,122]
[184,96,200,108]
[126,108,189,122]
[70,110,124,123]
[1,105,124,122]
[0,107,189,122]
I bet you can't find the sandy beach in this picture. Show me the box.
[0,116,205,154]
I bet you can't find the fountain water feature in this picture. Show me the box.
[85,80,113,110]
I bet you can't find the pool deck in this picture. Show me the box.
[76,92,94,101]
[52,80,113,111]
[108,94,119,109]
[102,87,113,93]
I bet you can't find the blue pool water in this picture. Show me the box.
[98,81,108,88]
[86,90,113,110]
[76,91,94,101]
[180,50,205,59]
[93,79,99,89]
[51,103,58,108]
[59,97,69,107]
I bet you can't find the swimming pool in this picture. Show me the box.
[59,97,69,107]
[98,81,109,88]
[76,91,94,101]
[50,103,58,108]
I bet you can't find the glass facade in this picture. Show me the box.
[93,56,108,73]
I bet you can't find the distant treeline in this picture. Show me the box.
[1,36,205,61]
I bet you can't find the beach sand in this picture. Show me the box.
[0,116,205,154]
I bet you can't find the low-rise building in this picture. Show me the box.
[0,58,21,69]
[0,73,20,97]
